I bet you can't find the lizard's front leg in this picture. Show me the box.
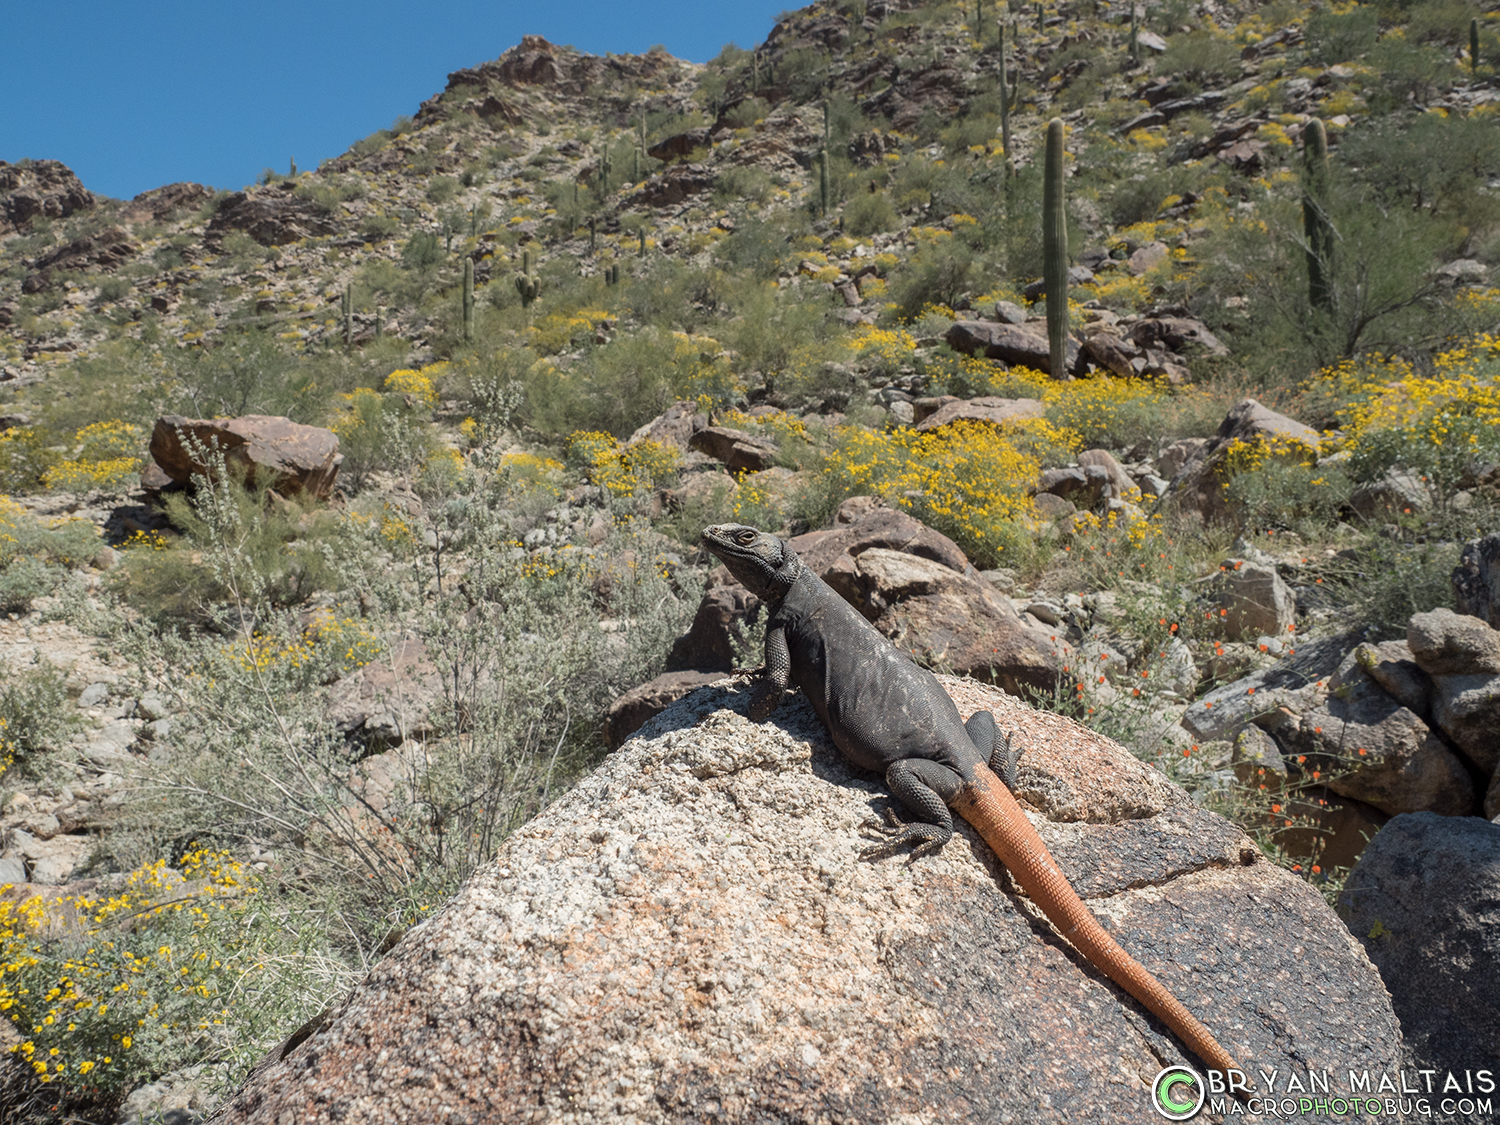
[748,624,790,721]
[860,758,963,862]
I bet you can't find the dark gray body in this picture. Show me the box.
[701,523,1013,857]
[771,565,982,783]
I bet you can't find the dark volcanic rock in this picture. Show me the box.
[0,159,94,234]
[122,182,215,222]
[206,183,342,247]
[22,226,137,294]
[944,320,1081,374]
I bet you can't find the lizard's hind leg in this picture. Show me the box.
[964,711,1025,787]
[860,758,962,863]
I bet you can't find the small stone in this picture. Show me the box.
[78,681,110,707]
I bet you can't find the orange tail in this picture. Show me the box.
[953,770,1241,1076]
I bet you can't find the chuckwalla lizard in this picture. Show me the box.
[701,523,1242,1078]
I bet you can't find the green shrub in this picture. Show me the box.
[842,190,900,237]
[886,238,978,321]
[0,662,76,771]
[1305,4,1379,65]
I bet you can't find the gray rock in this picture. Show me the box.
[688,426,779,474]
[1407,607,1500,675]
[1076,448,1136,498]
[993,299,1027,324]
[1277,654,1477,817]
[1032,491,1077,520]
[1352,640,1432,718]
[1231,724,1287,785]
[943,320,1081,374]
[117,1064,211,1125]
[1350,468,1432,521]
[887,398,915,426]
[214,681,1402,1124]
[912,395,1046,433]
[603,670,725,750]
[325,638,442,742]
[1036,466,1088,497]
[1453,532,1500,628]
[136,691,170,721]
[1158,437,1209,480]
[1181,632,1365,743]
[0,855,27,885]
[1431,673,1500,775]
[1217,561,1296,642]
[1339,813,1500,1076]
[78,681,109,707]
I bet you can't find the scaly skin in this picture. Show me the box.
[701,523,1242,1078]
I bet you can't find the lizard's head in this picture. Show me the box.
[700,524,801,599]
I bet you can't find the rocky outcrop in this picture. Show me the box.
[1215,559,1296,642]
[670,503,1060,695]
[944,320,1080,374]
[626,163,715,208]
[215,680,1402,1123]
[1339,813,1500,1076]
[1453,532,1500,629]
[687,426,778,473]
[205,183,342,247]
[912,395,1044,432]
[149,415,343,499]
[122,182,215,222]
[22,225,137,293]
[602,669,724,749]
[627,401,708,453]
[0,159,93,235]
[1163,399,1322,524]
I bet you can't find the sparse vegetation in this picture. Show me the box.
[3,0,1500,1114]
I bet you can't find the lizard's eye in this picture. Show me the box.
[735,530,755,544]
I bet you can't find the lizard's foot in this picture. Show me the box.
[859,807,952,863]
[990,728,1026,788]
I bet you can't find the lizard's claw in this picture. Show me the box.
[859,807,951,864]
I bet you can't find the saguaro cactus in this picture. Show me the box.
[999,20,1020,168]
[1302,119,1334,313]
[818,150,830,217]
[341,282,353,347]
[1042,117,1070,380]
[1472,17,1481,75]
[638,228,647,257]
[1129,4,1140,66]
[462,257,475,340]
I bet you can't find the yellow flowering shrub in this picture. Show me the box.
[566,432,680,497]
[1,849,274,1095]
[228,612,380,682]
[819,419,1075,567]
[383,364,446,408]
[1316,338,1500,493]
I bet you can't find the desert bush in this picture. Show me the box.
[0,662,76,773]
[1305,4,1379,65]
[0,497,99,611]
[816,418,1076,567]
[0,849,344,1116]
[842,190,900,236]
[886,236,979,321]
[713,165,774,206]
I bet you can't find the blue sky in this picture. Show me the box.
[4,1,794,201]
